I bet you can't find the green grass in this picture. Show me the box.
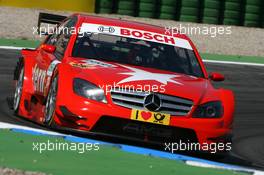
[0,130,246,175]
[1,38,264,64]
[0,38,40,48]
[201,53,264,64]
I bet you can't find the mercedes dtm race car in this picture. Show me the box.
[13,13,234,151]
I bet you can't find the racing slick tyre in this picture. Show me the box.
[44,75,58,126]
[140,0,153,2]
[139,2,155,12]
[97,8,112,14]
[117,9,135,16]
[13,64,24,114]
[202,17,219,24]
[245,5,261,14]
[159,12,175,19]
[224,10,241,19]
[160,0,177,6]
[224,0,240,2]
[180,7,199,16]
[181,0,199,8]
[223,18,240,25]
[203,8,220,18]
[244,20,259,27]
[138,11,155,18]
[98,0,113,8]
[245,0,261,6]
[224,2,241,11]
[244,13,260,21]
[160,5,176,14]
[179,15,198,22]
[204,0,220,9]
[117,1,135,11]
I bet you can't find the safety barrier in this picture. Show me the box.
[0,0,95,13]
[95,0,264,28]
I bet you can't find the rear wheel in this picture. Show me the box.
[44,75,58,126]
[13,66,24,113]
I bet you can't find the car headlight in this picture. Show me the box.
[73,78,107,103]
[193,101,223,118]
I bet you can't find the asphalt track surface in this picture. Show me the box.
[0,48,264,170]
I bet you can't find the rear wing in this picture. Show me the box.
[37,13,67,34]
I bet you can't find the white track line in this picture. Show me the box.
[1,45,264,67]
[0,121,63,136]
[186,161,264,175]
[0,121,263,174]
[0,46,35,50]
[203,59,264,67]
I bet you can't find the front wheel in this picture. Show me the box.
[13,66,24,113]
[44,75,58,126]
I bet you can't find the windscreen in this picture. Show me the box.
[72,32,204,78]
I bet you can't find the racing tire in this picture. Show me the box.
[44,75,58,126]
[244,20,260,27]
[160,5,176,13]
[203,8,220,18]
[140,0,153,2]
[202,17,219,24]
[139,2,155,11]
[224,2,241,11]
[180,7,199,16]
[117,9,135,16]
[118,1,135,11]
[181,0,199,8]
[245,5,260,14]
[204,0,220,9]
[160,0,177,6]
[225,0,240,2]
[13,64,24,114]
[179,15,198,22]
[223,18,240,25]
[138,11,156,18]
[158,13,175,19]
[245,0,261,6]
[98,0,113,8]
[244,13,260,21]
[224,10,241,19]
[97,8,112,14]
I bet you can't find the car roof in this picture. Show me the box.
[72,13,190,41]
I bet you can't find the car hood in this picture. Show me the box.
[68,59,210,104]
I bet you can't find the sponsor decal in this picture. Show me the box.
[32,64,46,93]
[69,62,92,69]
[123,122,172,137]
[70,59,116,69]
[33,60,60,94]
[130,109,171,125]
[117,64,183,85]
[80,23,193,50]
[97,26,115,33]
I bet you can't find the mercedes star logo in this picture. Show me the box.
[143,94,161,111]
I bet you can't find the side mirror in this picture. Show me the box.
[40,44,56,53]
[210,72,225,82]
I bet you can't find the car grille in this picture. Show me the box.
[110,89,194,116]
[92,116,198,143]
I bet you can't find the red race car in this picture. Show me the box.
[13,13,234,151]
